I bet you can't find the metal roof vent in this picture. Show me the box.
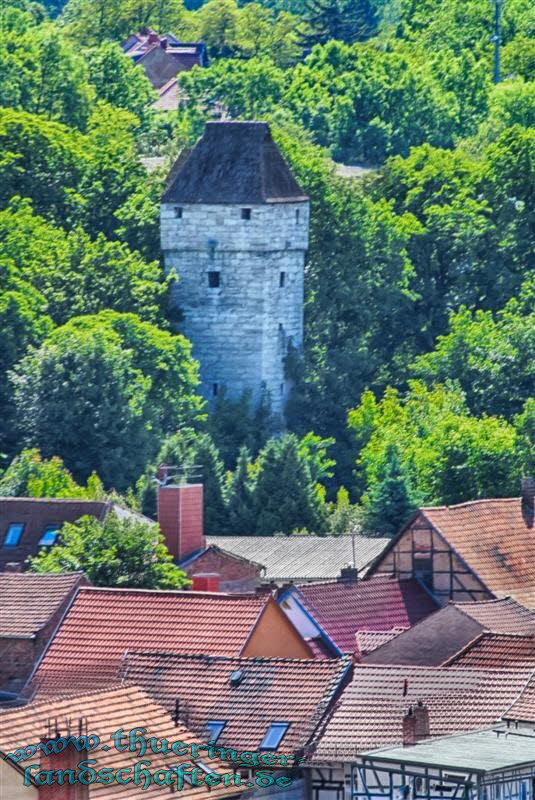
[229,669,244,686]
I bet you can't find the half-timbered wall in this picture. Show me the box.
[372,514,493,605]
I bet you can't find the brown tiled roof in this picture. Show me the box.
[312,663,535,760]
[0,685,241,798]
[443,633,535,668]
[121,652,352,753]
[162,122,308,205]
[0,572,85,637]
[28,588,273,697]
[291,576,438,653]
[356,628,408,656]
[453,597,535,633]
[504,672,535,721]
[0,497,109,569]
[421,499,535,606]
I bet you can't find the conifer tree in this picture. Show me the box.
[361,444,416,537]
[300,0,376,49]
[252,434,327,535]
[227,446,256,535]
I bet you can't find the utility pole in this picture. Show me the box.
[491,0,504,84]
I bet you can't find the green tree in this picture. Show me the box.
[360,443,416,536]
[227,446,256,534]
[0,449,104,498]
[300,0,376,48]
[252,433,327,534]
[207,386,272,470]
[28,512,190,589]
[87,42,156,126]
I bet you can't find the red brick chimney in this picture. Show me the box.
[192,572,220,592]
[402,702,429,746]
[157,483,205,562]
[38,729,88,799]
[402,706,417,746]
[521,476,535,529]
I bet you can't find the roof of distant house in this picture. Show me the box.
[364,727,535,773]
[0,497,150,570]
[153,76,182,111]
[27,587,278,698]
[356,628,408,656]
[370,498,535,607]
[0,684,240,798]
[444,632,535,668]
[0,571,86,638]
[504,671,535,721]
[121,651,352,753]
[206,534,389,583]
[312,663,535,760]
[162,122,308,205]
[452,597,535,633]
[285,576,438,653]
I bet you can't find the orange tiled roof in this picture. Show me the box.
[0,685,242,798]
[421,498,535,606]
[0,572,85,637]
[453,597,535,633]
[312,663,535,760]
[121,652,352,753]
[28,587,272,697]
[443,633,535,668]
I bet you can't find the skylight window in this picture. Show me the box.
[259,723,289,750]
[3,523,24,547]
[38,524,61,546]
[204,720,226,743]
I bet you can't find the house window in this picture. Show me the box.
[174,207,183,218]
[3,523,24,547]
[208,271,220,288]
[241,208,252,220]
[204,720,226,743]
[38,525,61,547]
[279,271,286,288]
[413,554,433,591]
[259,723,289,750]
[213,383,219,397]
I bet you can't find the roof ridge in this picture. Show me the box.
[77,586,265,600]
[125,650,347,665]
[422,497,520,511]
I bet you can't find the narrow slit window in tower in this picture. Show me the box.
[174,207,183,218]
[295,209,300,224]
[279,271,286,288]
[241,208,252,220]
[213,383,219,397]
[208,271,220,288]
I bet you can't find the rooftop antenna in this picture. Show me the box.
[152,463,203,487]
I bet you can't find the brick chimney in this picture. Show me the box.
[402,707,417,746]
[157,483,205,562]
[337,565,358,583]
[402,702,429,746]
[521,476,535,529]
[192,573,220,592]
[38,728,88,799]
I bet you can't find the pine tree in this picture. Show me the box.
[252,434,327,535]
[299,0,377,49]
[361,444,416,537]
[227,446,256,534]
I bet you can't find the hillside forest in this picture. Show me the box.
[0,0,534,542]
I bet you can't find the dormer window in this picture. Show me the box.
[38,524,61,547]
[174,207,183,218]
[241,208,251,221]
[3,523,24,547]
[259,723,289,751]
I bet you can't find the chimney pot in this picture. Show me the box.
[521,476,535,528]
[157,483,205,562]
[192,573,220,592]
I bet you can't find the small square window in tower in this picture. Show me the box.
[279,271,286,288]
[241,208,252,220]
[174,207,183,218]
[208,271,220,288]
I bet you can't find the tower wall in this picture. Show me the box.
[161,200,309,417]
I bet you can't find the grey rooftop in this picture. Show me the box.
[162,121,308,205]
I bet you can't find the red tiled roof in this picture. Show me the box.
[0,572,85,637]
[0,497,109,569]
[29,587,272,697]
[453,597,535,633]
[504,673,535,721]
[356,628,408,656]
[443,633,535,668]
[312,663,535,760]
[421,499,535,607]
[293,576,438,653]
[0,685,241,798]
[121,652,352,753]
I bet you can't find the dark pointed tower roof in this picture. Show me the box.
[161,121,308,205]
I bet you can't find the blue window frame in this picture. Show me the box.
[259,723,289,750]
[3,523,25,547]
[204,720,226,743]
[38,525,61,546]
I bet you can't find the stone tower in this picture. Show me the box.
[160,121,309,419]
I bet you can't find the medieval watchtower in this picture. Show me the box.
[160,121,309,418]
